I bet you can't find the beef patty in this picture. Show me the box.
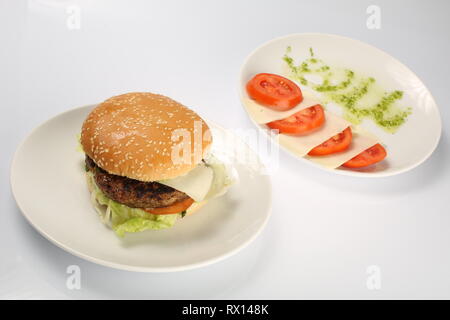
[86,156,190,209]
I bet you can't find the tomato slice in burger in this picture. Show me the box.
[267,104,325,135]
[143,198,194,215]
[342,143,387,168]
[246,73,303,111]
[308,127,353,156]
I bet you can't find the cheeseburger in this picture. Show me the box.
[80,92,235,237]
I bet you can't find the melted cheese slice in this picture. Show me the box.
[157,156,236,202]
[277,111,351,157]
[242,91,320,124]
[158,163,214,202]
[305,127,379,169]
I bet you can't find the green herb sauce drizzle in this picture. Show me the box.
[283,46,412,133]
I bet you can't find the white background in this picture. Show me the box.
[1,0,449,299]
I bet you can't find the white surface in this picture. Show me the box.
[10,105,271,272]
[239,33,441,177]
[1,0,450,299]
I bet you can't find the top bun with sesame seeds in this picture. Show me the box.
[80,92,212,182]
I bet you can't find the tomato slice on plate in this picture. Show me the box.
[143,198,194,215]
[342,143,387,168]
[246,73,303,111]
[267,104,325,135]
[308,127,353,156]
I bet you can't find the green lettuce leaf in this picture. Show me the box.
[112,216,179,237]
[203,155,236,200]
[87,172,181,237]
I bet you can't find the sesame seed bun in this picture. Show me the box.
[81,92,212,181]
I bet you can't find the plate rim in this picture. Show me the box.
[10,104,273,273]
[238,32,442,178]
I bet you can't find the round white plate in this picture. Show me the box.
[239,33,442,177]
[10,105,272,272]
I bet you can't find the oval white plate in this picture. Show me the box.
[10,105,272,272]
[239,33,442,177]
